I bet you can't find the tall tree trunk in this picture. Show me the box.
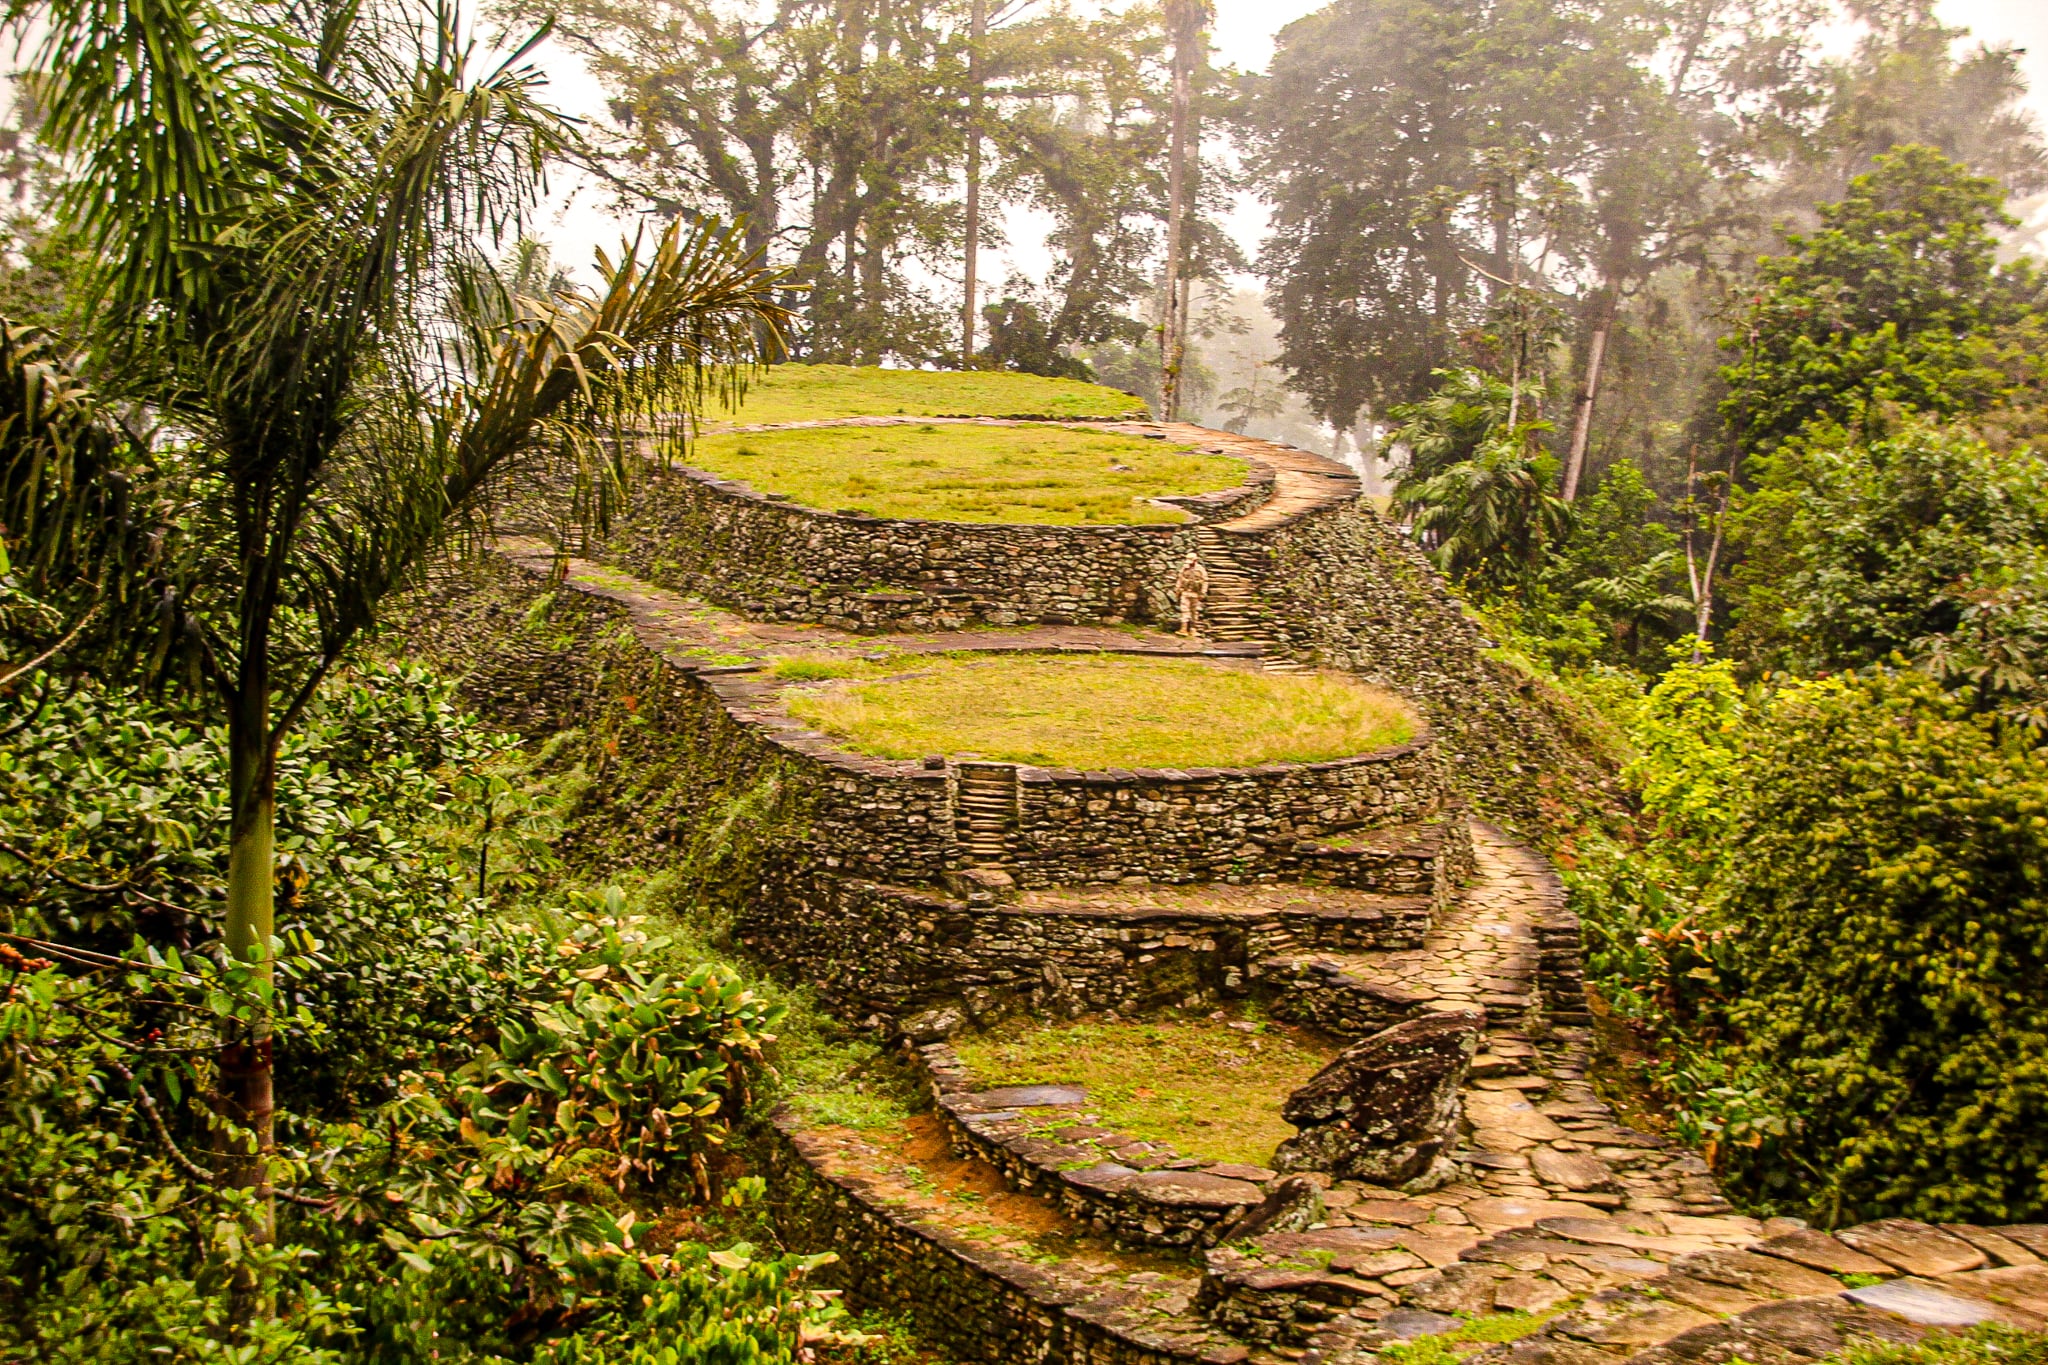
[222,674,276,1322]
[1158,0,1202,420]
[960,0,986,366]
[1562,285,1616,502]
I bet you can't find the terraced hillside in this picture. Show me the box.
[399,367,2048,1365]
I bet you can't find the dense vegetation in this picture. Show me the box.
[2,0,2046,1350]
[0,667,851,1360]
[1503,150,2048,1224]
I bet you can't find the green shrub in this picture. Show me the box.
[1712,668,2048,1222]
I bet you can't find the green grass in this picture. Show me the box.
[1824,1328,2048,1365]
[950,1014,1340,1167]
[781,655,1416,769]
[683,424,1242,525]
[1379,1312,1558,1365]
[711,363,1147,424]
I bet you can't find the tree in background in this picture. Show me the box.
[1241,0,1685,439]
[1722,146,2042,455]
[1156,0,1212,417]
[529,0,1236,374]
[1244,0,2046,525]
[1,0,785,1300]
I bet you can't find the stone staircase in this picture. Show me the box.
[1193,520,1311,674]
[1192,527,1266,643]
[954,762,1019,867]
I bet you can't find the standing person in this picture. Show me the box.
[1175,553,1211,636]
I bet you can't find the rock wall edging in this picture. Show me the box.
[606,448,1272,633]
[763,1115,1215,1365]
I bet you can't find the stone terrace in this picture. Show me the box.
[766,825,2048,1364]
[403,408,2047,1365]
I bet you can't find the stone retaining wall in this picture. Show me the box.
[740,865,1457,1024]
[1247,956,1437,1038]
[1000,744,1447,888]
[606,441,1274,633]
[1240,501,1619,831]
[400,550,1453,891]
[761,1114,1209,1365]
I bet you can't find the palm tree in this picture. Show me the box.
[1399,434,1571,591]
[1575,549,1695,660]
[1387,368,1565,592]
[1,0,788,1297]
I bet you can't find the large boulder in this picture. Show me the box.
[1273,1010,1483,1188]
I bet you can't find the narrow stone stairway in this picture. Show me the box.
[955,762,1019,866]
[1191,527,1266,643]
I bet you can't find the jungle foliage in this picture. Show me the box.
[0,666,848,1361]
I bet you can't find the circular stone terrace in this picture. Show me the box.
[433,375,2048,1365]
[494,536,1459,893]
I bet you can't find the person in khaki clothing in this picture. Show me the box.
[1174,552,1210,636]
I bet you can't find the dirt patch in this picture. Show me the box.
[867,1114,1072,1237]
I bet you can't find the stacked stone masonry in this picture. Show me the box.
[608,418,1282,633]
[403,544,1458,891]
[744,862,1460,1025]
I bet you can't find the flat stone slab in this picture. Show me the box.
[1377,1309,1463,1340]
[1846,1278,2009,1326]
[1944,1225,2042,1266]
[1123,1169,1263,1208]
[1999,1225,2048,1258]
[1552,1291,1719,1346]
[1624,1295,1931,1365]
[1757,1227,1894,1276]
[1941,1264,2048,1317]
[1537,1215,1723,1255]
[1352,1198,1434,1225]
[967,1085,1087,1110]
[1531,1148,1617,1192]
[1838,1219,1989,1277]
[1673,1248,1844,1300]
[1060,1161,1140,1193]
[1203,1163,1277,1183]
[1256,1226,1407,1256]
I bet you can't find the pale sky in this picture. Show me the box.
[526,0,2048,286]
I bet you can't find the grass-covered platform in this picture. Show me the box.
[951,1012,1341,1168]
[780,654,1415,768]
[711,363,1148,424]
[687,423,1243,525]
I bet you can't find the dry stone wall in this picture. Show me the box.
[605,430,1274,633]
[1001,744,1447,888]
[590,418,1613,832]
[1236,502,1619,829]
[740,867,1463,1024]
[763,1117,1211,1365]
[398,552,1454,892]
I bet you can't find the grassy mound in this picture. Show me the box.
[952,1014,1340,1168]
[781,655,1416,768]
[712,363,1147,424]
[685,423,1242,525]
